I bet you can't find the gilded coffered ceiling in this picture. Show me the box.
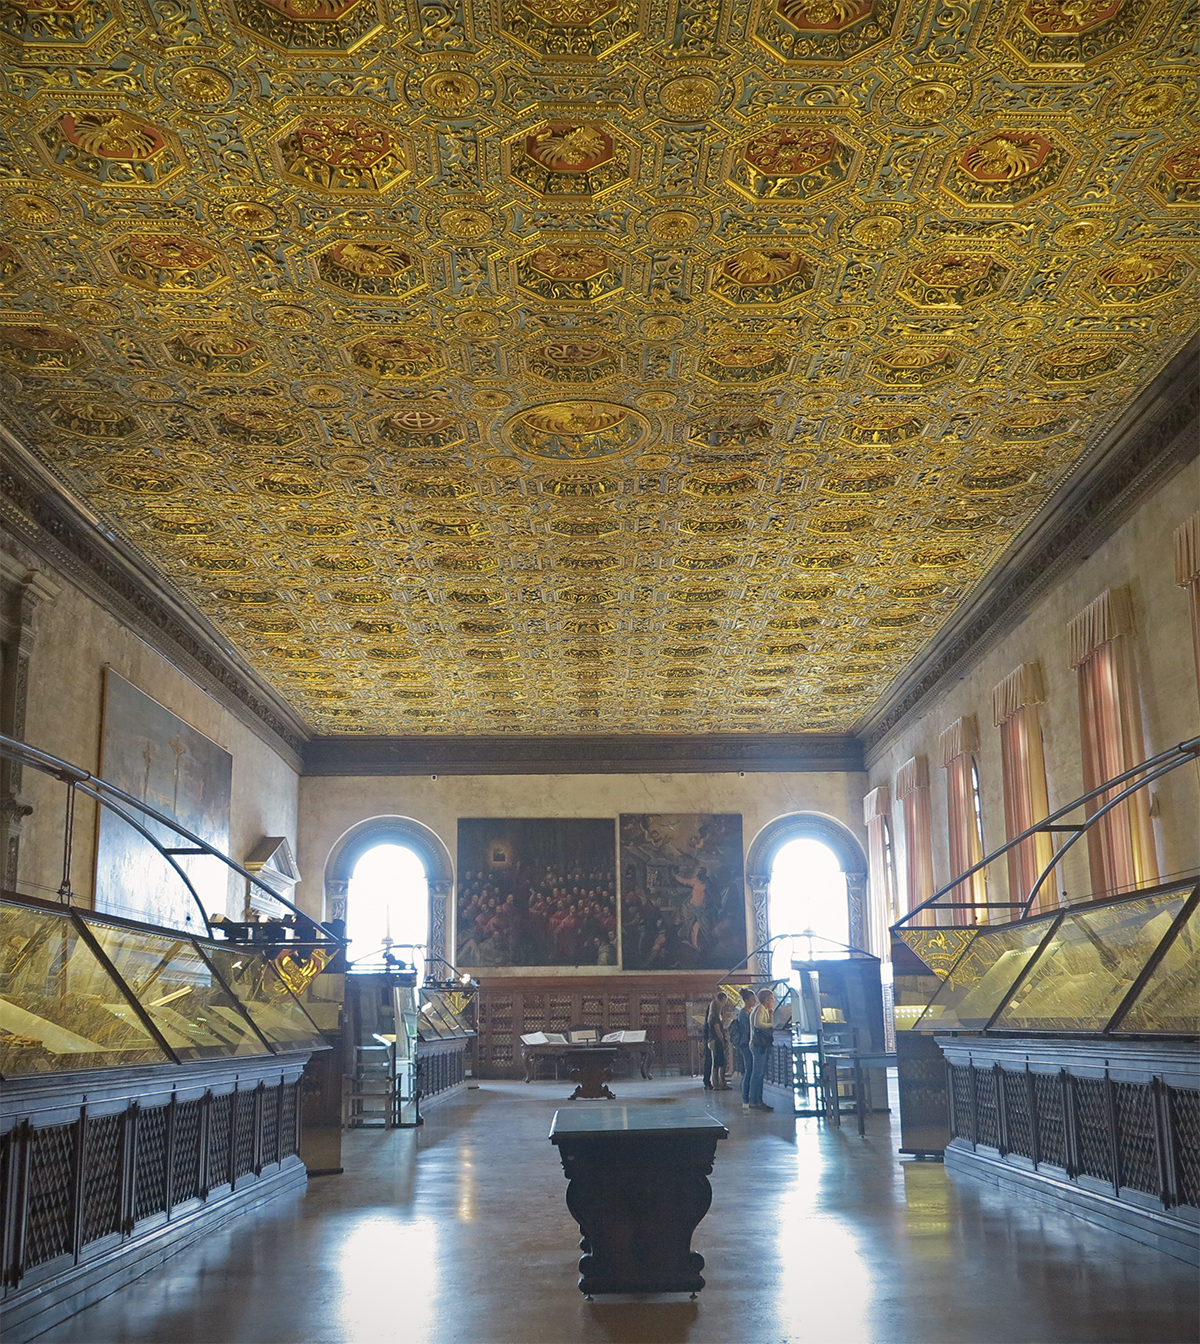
[0,0,1197,735]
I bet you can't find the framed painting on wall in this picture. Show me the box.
[619,814,747,971]
[456,818,617,968]
[94,669,233,931]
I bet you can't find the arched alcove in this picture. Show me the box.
[324,816,454,970]
[745,813,870,975]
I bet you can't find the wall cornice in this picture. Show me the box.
[302,732,863,776]
[0,432,309,770]
[855,337,1200,763]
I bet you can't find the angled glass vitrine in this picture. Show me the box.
[1,895,333,1077]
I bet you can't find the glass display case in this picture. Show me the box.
[204,945,325,1051]
[1116,899,1200,1035]
[0,895,329,1077]
[0,902,169,1076]
[904,881,1198,1037]
[993,889,1188,1033]
[86,923,268,1060]
[419,989,474,1040]
[915,920,1059,1031]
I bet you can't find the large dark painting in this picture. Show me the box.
[456,819,617,967]
[619,814,747,971]
[95,670,233,931]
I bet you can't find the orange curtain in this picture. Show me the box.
[896,756,935,926]
[940,717,986,927]
[1070,588,1159,899]
[863,785,895,953]
[1176,513,1200,706]
[993,663,1056,914]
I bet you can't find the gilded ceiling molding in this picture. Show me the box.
[1,0,1197,739]
[859,337,1199,761]
[301,731,863,775]
[0,435,309,768]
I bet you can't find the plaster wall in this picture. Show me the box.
[297,769,868,973]
[867,457,1200,918]
[6,538,301,917]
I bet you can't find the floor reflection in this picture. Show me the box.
[32,1076,1200,1344]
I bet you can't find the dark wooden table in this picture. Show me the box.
[522,1041,653,1090]
[549,1105,728,1297]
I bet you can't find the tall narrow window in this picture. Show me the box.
[768,839,848,978]
[863,786,897,954]
[895,756,935,926]
[993,661,1055,913]
[882,817,898,917]
[1068,586,1159,899]
[1176,511,1200,706]
[346,844,429,976]
[940,717,987,926]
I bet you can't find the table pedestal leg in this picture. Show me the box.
[555,1133,720,1295]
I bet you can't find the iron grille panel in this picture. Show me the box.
[25,1123,75,1268]
[81,1114,123,1245]
[134,1107,168,1221]
[1074,1077,1113,1183]
[765,1044,792,1088]
[1113,1081,1159,1197]
[949,1065,974,1142]
[208,1092,233,1188]
[233,1091,256,1180]
[280,1083,298,1159]
[1001,1070,1034,1160]
[0,1130,11,1270]
[1172,1087,1200,1208]
[1032,1072,1066,1168]
[172,1100,202,1205]
[261,1086,280,1167]
[975,1068,1000,1149]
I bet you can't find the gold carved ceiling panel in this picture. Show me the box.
[0,0,1197,734]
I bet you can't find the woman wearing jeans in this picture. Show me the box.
[744,988,775,1113]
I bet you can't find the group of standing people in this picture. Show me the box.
[703,987,776,1113]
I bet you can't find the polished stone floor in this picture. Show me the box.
[35,1076,1199,1344]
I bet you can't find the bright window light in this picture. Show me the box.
[769,837,848,980]
[346,844,428,975]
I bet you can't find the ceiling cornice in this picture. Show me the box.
[302,732,863,776]
[855,336,1200,762]
[0,431,311,769]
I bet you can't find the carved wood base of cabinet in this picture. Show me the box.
[550,1109,727,1296]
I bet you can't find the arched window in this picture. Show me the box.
[346,844,429,975]
[324,816,453,976]
[768,838,848,980]
[746,813,870,975]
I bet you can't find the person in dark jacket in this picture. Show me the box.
[730,987,756,1103]
[703,991,731,1091]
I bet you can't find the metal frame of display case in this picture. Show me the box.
[893,734,1199,928]
[0,734,343,946]
[1,893,329,1079]
[900,878,1199,1039]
